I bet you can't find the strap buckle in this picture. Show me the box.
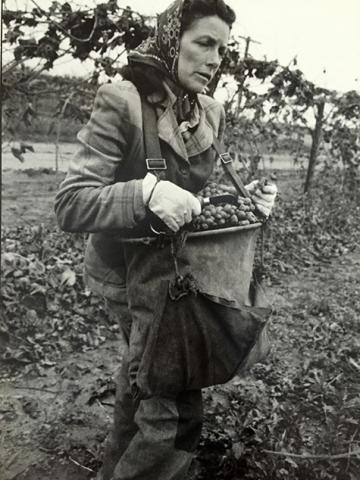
[219,152,233,164]
[146,158,167,171]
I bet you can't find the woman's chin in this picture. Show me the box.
[179,77,209,94]
[186,83,208,94]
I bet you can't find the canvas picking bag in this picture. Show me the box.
[123,230,271,399]
[122,99,272,399]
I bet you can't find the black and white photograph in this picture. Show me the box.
[1,0,359,479]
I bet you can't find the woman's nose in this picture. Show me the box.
[206,49,221,69]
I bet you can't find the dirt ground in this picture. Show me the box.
[1,143,77,172]
[1,247,359,480]
[1,168,359,479]
[0,340,121,480]
[1,170,65,228]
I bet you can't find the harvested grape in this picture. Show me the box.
[191,182,264,232]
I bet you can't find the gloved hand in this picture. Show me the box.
[245,179,278,217]
[142,173,201,232]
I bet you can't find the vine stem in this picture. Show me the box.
[13,386,64,394]
[29,0,146,43]
[263,448,360,460]
[30,0,99,43]
[68,455,95,473]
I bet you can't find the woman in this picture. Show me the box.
[55,1,277,478]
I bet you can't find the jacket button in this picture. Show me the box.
[180,166,189,175]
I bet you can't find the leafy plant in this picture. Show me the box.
[0,225,117,372]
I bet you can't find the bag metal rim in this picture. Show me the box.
[120,222,262,244]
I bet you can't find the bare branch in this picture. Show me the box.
[263,448,360,460]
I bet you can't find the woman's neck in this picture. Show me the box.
[164,77,189,100]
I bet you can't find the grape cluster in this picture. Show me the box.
[191,183,261,232]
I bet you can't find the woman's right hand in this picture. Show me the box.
[143,173,201,232]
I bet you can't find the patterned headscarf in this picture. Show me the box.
[128,0,187,83]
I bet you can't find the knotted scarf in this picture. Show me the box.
[127,0,197,123]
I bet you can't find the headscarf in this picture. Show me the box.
[128,0,185,83]
[127,0,197,123]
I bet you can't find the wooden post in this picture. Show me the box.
[207,35,260,100]
[55,92,74,172]
[236,35,261,116]
[304,100,325,193]
[236,37,251,115]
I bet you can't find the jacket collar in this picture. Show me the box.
[146,83,214,162]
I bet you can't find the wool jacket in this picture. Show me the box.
[54,80,226,300]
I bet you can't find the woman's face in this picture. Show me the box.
[178,15,230,93]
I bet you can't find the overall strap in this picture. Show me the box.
[212,135,250,199]
[141,99,267,259]
[212,135,268,224]
[141,96,255,207]
[141,97,167,178]
[212,134,267,271]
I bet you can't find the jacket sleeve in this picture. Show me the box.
[54,83,146,233]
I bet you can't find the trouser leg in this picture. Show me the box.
[112,390,203,480]
[102,371,203,480]
[101,354,139,480]
[100,297,137,480]
[100,298,203,480]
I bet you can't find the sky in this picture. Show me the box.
[3,0,360,92]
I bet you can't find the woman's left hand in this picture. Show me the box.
[245,180,278,217]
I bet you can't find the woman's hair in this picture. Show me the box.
[181,0,236,33]
[120,0,236,98]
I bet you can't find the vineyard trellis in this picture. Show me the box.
[2,0,360,189]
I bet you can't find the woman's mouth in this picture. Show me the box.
[195,72,211,82]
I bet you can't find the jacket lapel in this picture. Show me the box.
[157,103,188,161]
[156,102,214,162]
[184,108,214,158]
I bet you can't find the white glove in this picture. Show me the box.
[245,179,278,217]
[142,173,201,232]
